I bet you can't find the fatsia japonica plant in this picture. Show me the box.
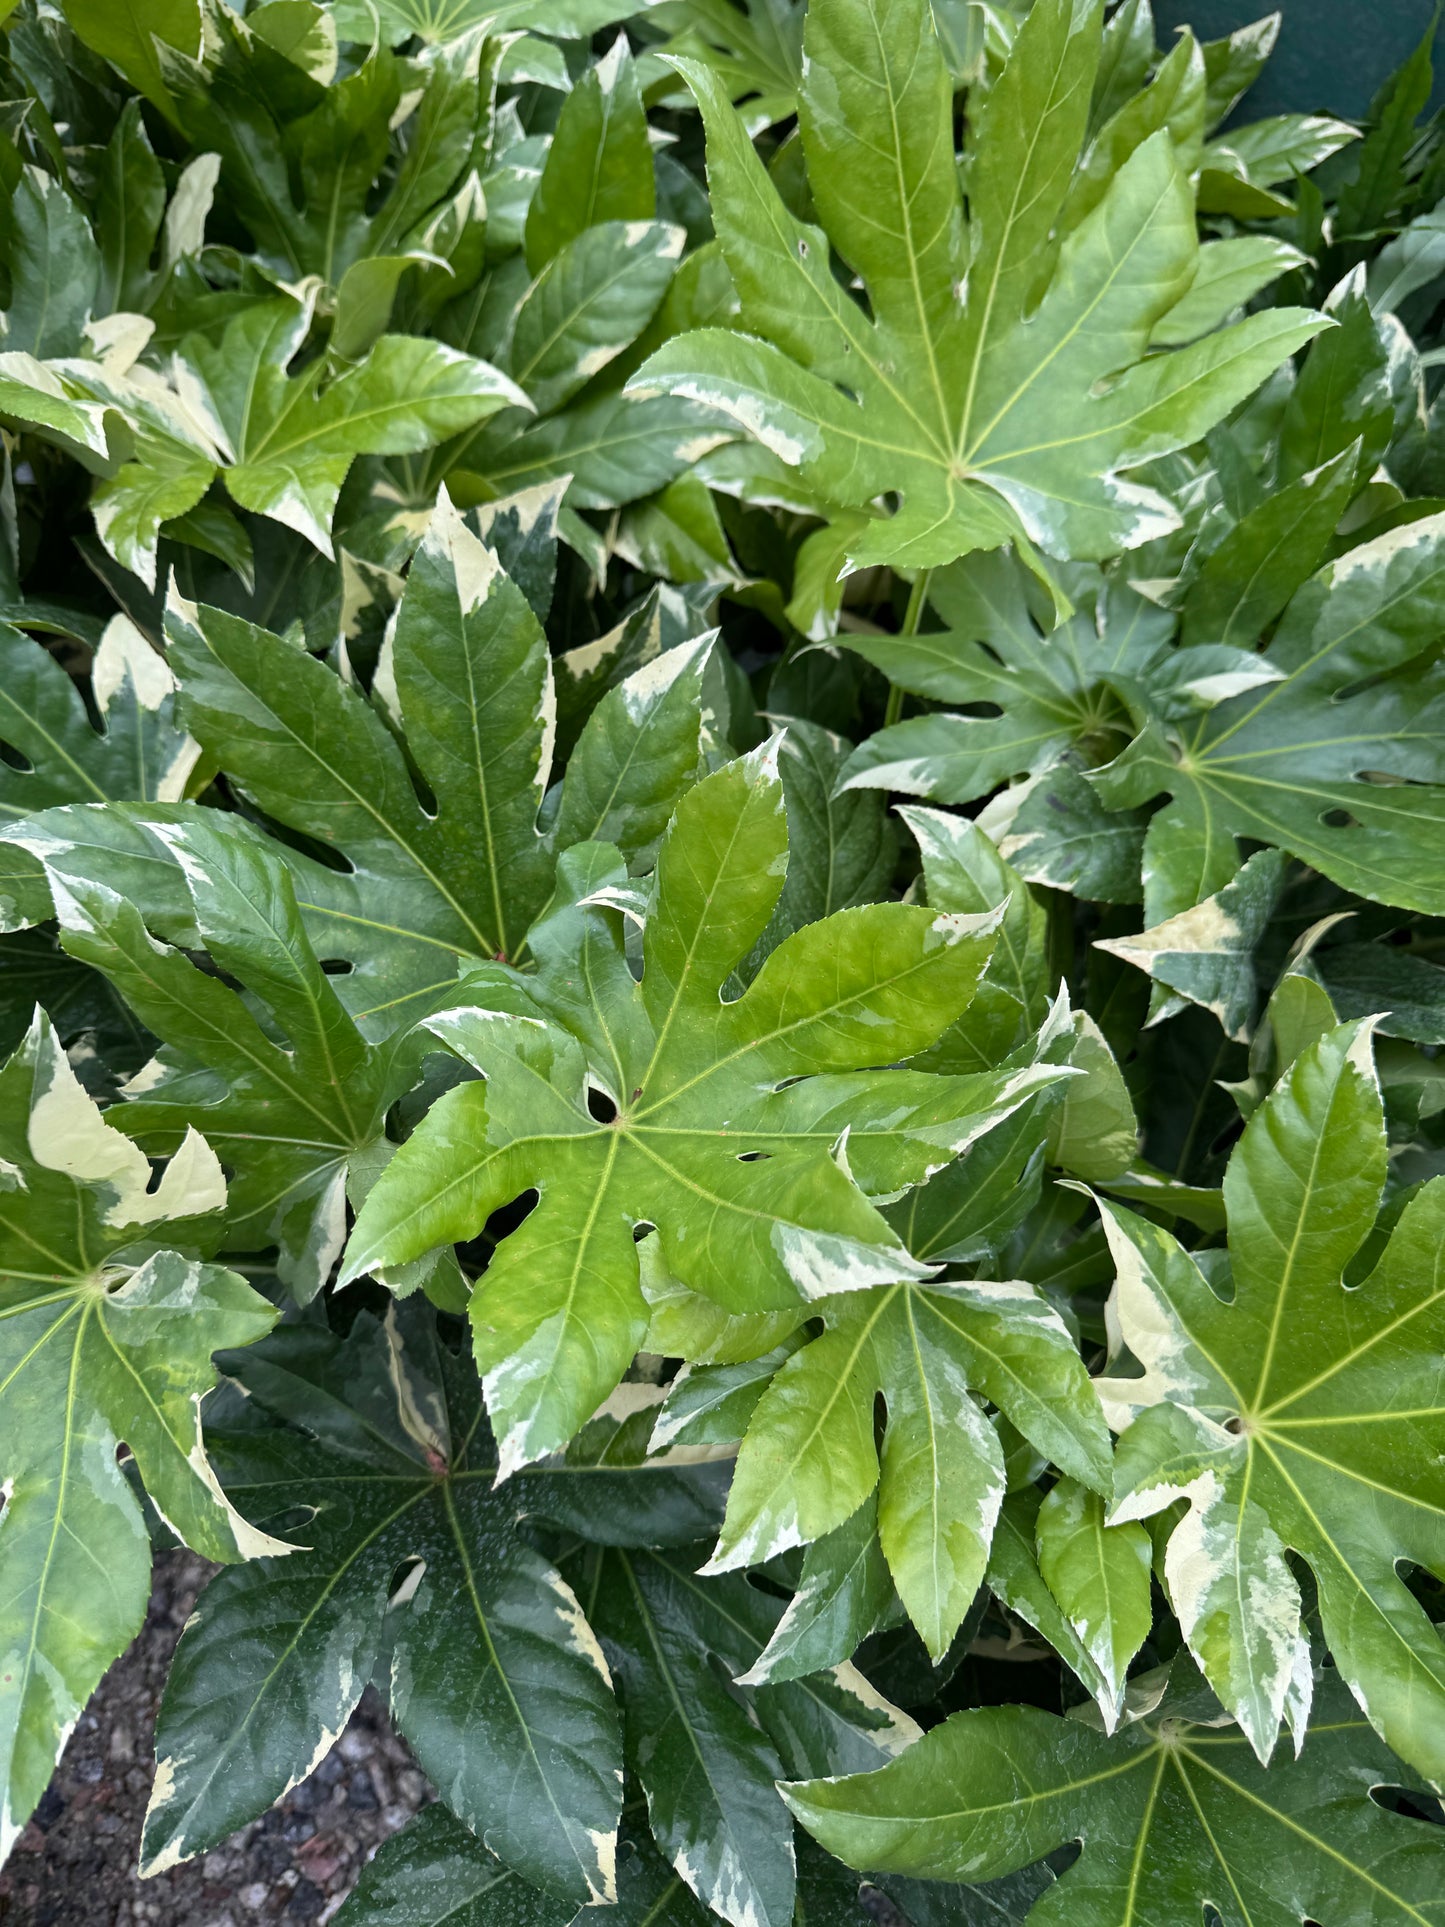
[1,0,1445,1923]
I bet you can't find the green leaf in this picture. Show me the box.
[1044,1014,1137,1181]
[56,0,200,116]
[0,617,198,930]
[587,1546,916,1927]
[591,1550,797,1927]
[707,1268,1112,1658]
[985,1487,1114,1718]
[172,297,527,553]
[1151,236,1306,349]
[836,551,1165,812]
[0,1010,284,1861]
[628,0,1325,574]
[750,721,898,963]
[1091,512,1445,915]
[1096,1020,1445,1780]
[897,802,1051,1068]
[1200,13,1280,127]
[162,498,716,1026]
[451,390,731,513]
[525,38,655,273]
[28,816,408,1300]
[1276,274,1407,487]
[784,1666,1445,1923]
[1180,444,1360,650]
[334,0,637,49]
[506,222,686,416]
[3,168,101,359]
[1095,846,1289,1042]
[141,1305,654,1901]
[1035,1476,1151,1725]
[741,1499,897,1688]
[343,746,1029,1472]
[331,1802,574,1926]
[647,0,805,130]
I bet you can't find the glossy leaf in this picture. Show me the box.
[344,749,1048,1472]
[140,1305,666,1901]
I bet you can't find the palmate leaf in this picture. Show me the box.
[585,1542,918,1927]
[1094,1018,1445,1781]
[171,295,529,556]
[691,1257,1112,1660]
[627,0,1325,575]
[785,1665,1445,1926]
[0,1011,285,1864]
[646,0,805,132]
[331,1801,575,1927]
[342,745,1065,1473]
[142,1305,726,1899]
[23,817,410,1301]
[1091,511,1445,919]
[835,550,1183,809]
[331,0,639,48]
[161,13,487,291]
[153,493,718,1029]
[2,291,528,581]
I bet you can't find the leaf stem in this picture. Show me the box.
[884,568,932,729]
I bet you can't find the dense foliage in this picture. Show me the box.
[2,0,1445,1921]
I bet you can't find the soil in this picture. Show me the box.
[0,1552,435,1926]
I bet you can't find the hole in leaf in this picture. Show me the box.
[320,958,353,976]
[456,1189,538,1276]
[736,1150,773,1162]
[0,739,32,772]
[632,1221,656,1243]
[387,1556,426,1609]
[587,1086,618,1124]
[1321,807,1357,830]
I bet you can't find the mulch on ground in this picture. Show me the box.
[1,1552,434,1926]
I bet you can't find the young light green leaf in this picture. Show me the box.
[708,1272,1111,1658]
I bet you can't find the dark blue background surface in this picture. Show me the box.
[1156,0,1438,118]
